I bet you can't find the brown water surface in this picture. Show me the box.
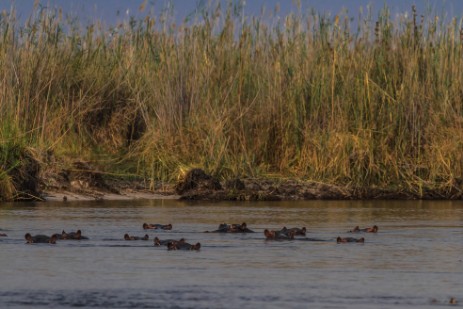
[0,200,462,308]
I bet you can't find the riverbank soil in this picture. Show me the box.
[40,165,463,202]
[2,148,463,202]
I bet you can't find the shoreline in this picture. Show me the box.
[42,190,181,202]
[4,153,463,202]
[38,176,463,202]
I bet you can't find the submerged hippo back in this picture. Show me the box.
[337,237,365,243]
[167,241,200,251]
[25,233,57,244]
[154,237,185,246]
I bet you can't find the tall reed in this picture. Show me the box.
[1,3,463,196]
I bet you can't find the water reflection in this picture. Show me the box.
[0,200,462,308]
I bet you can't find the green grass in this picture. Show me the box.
[1,3,463,197]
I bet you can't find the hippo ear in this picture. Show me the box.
[241,222,247,228]
[62,230,66,235]
[374,225,378,232]
[76,230,81,236]
[302,227,306,233]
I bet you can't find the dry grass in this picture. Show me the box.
[1,3,463,196]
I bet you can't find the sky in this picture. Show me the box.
[2,0,463,26]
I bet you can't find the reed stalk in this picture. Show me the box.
[1,3,463,196]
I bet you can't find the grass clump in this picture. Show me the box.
[1,2,463,198]
[0,139,41,201]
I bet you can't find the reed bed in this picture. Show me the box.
[1,3,463,197]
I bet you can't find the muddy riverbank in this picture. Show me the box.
[3,148,463,202]
[41,167,463,202]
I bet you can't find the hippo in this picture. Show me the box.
[205,222,254,233]
[0,233,7,237]
[230,222,255,233]
[54,230,89,240]
[336,237,365,243]
[167,241,201,251]
[124,233,149,241]
[143,223,173,230]
[349,225,378,233]
[264,229,295,240]
[280,227,307,236]
[205,223,229,233]
[154,237,185,246]
[25,233,57,244]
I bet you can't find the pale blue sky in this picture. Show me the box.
[2,1,463,25]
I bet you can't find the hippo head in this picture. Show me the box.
[49,234,57,244]
[124,234,131,240]
[287,231,295,240]
[62,230,82,239]
[264,229,275,239]
[143,234,149,240]
[167,241,177,250]
[191,242,201,250]
[218,223,228,230]
[25,233,33,243]
[301,227,307,235]
[72,230,82,239]
[142,223,149,229]
[372,225,378,232]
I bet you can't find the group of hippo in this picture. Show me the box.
[137,223,201,250]
[206,222,377,243]
[24,229,88,244]
[17,222,378,250]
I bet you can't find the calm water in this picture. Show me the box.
[0,199,462,308]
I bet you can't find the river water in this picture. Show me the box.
[0,199,461,308]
